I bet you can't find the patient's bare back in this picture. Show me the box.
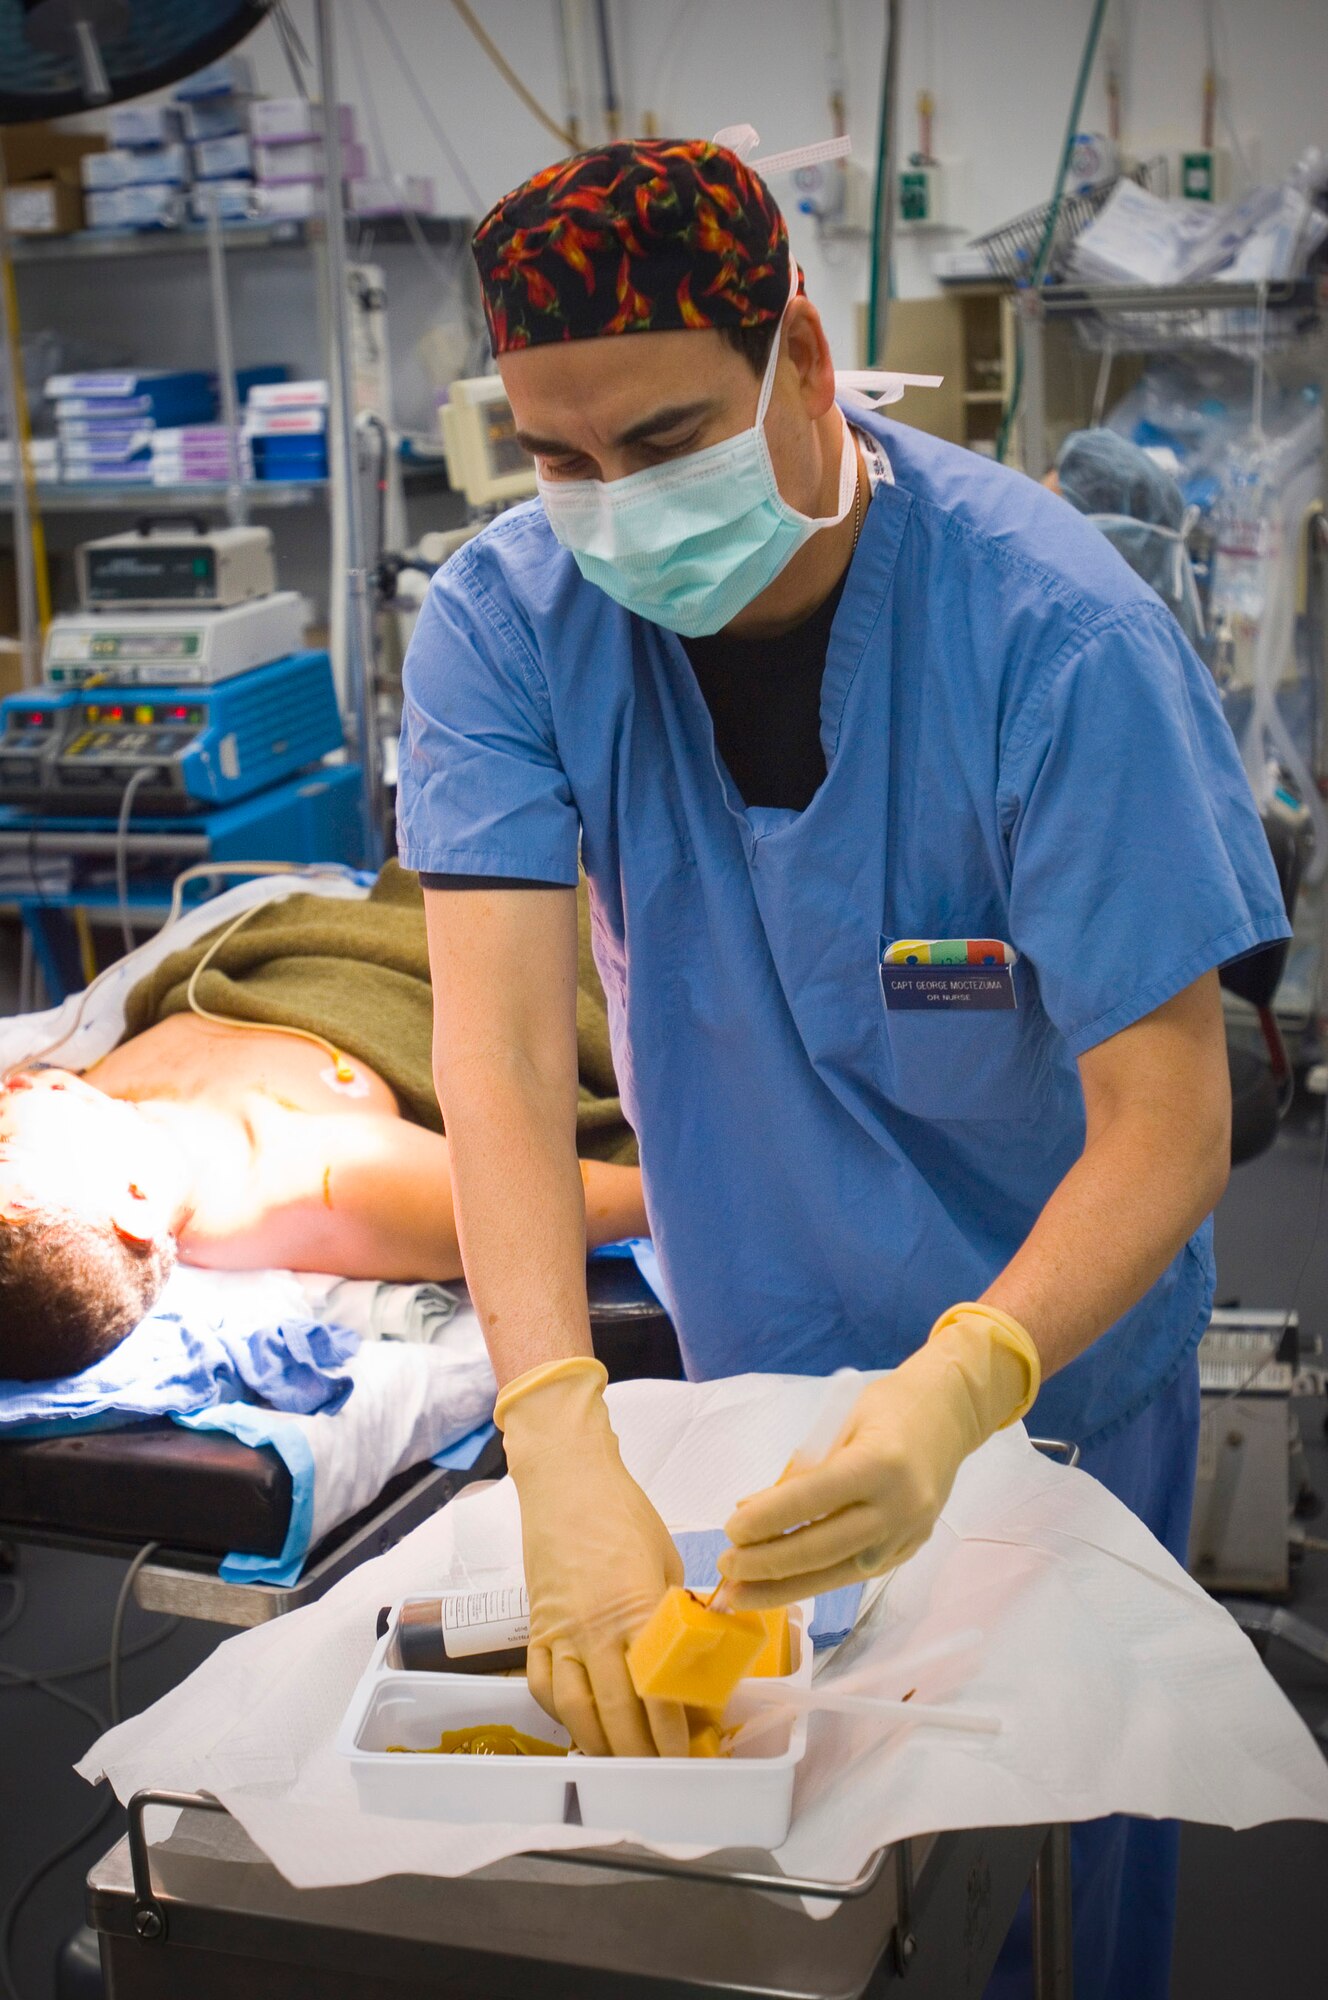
[83,1015,435,1274]
[85,1014,401,1121]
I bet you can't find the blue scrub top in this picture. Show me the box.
[398,412,1288,1446]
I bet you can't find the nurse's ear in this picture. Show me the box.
[780,296,838,423]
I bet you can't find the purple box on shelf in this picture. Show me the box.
[61,463,154,483]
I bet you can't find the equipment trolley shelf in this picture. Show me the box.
[85,1792,1074,1999]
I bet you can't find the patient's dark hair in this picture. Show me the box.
[0,1201,176,1382]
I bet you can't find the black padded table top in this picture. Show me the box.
[0,1420,294,1557]
[0,1259,682,1559]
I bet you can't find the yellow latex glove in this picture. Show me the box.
[496,1355,688,1759]
[717,1305,1041,1608]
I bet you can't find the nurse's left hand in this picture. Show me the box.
[717,1305,1041,1607]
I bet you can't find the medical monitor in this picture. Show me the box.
[439,376,538,510]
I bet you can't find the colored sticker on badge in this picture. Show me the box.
[882,937,1016,968]
[879,937,1017,1011]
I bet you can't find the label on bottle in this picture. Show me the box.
[438,1585,531,1658]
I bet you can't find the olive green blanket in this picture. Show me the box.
[122,862,636,1164]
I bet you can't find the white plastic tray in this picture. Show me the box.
[338,1602,813,1848]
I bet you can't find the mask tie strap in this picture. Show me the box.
[835,369,944,409]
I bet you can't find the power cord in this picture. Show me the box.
[108,1543,160,1731]
[446,0,577,151]
[0,1618,179,1697]
[346,3,468,302]
[995,0,1111,463]
[270,0,311,100]
[0,1784,116,2000]
[0,1545,168,2000]
[0,1575,23,1641]
[1,860,353,1084]
[114,767,153,960]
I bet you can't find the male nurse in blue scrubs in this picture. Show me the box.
[398,140,1289,1996]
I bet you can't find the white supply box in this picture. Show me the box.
[81,150,131,191]
[250,98,355,145]
[0,438,59,479]
[247,380,330,411]
[255,183,323,220]
[348,175,435,217]
[244,407,326,437]
[254,138,367,185]
[339,1602,813,1847]
[86,187,186,231]
[82,138,189,189]
[192,133,252,180]
[119,143,191,187]
[108,103,182,148]
[180,95,250,144]
[189,180,255,224]
[175,52,254,100]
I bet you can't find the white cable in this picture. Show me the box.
[0,862,350,1083]
[365,0,484,213]
[554,0,585,147]
[345,2,458,296]
[1204,0,1253,187]
[114,767,153,959]
[271,1,311,101]
[109,1542,160,1727]
[649,0,701,130]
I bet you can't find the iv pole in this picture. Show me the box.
[313,0,384,867]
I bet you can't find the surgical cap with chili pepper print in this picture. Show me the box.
[472,138,797,356]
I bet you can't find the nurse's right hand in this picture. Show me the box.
[495,1355,688,1759]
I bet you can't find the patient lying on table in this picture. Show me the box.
[0,863,644,1381]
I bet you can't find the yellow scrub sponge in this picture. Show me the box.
[626,1587,767,1708]
[687,1717,725,1758]
[747,1606,792,1678]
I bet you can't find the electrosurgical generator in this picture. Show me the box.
[0,652,343,814]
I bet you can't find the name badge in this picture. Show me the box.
[879,936,1018,1012]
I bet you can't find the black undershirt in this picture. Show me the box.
[679,571,845,813]
[420,579,843,891]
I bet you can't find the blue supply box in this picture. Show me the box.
[250,436,329,480]
[0,653,343,815]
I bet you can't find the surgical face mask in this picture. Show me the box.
[535,287,857,639]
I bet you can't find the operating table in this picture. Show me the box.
[0,1256,680,1628]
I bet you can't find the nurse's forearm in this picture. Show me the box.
[979,972,1230,1378]
[441,1061,596,1385]
[424,883,596,1389]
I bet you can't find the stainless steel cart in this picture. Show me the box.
[86,1790,1075,1998]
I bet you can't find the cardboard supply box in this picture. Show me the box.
[1,120,104,185]
[0,639,26,702]
[3,175,83,236]
[0,552,16,636]
[2,121,101,236]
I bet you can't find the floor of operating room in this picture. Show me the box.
[0,944,1325,1997]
